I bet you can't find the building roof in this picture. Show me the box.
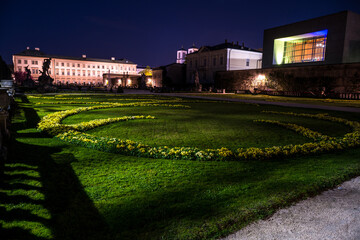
[264,10,358,32]
[188,42,262,55]
[189,43,198,49]
[14,48,135,64]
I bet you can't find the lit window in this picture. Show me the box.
[273,30,328,65]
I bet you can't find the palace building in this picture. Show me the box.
[13,47,138,85]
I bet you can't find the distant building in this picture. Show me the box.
[152,63,186,88]
[186,41,262,86]
[13,47,138,85]
[262,10,360,68]
[176,44,199,64]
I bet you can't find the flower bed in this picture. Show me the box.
[37,98,360,161]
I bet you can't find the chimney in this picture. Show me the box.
[225,39,228,44]
[236,41,239,46]
[242,42,245,47]
[35,47,40,51]
[232,41,234,46]
[111,57,115,61]
[26,46,30,50]
[82,54,86,58]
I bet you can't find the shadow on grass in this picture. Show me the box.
[0,98,110,240]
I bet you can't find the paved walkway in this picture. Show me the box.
[221,176,360,240]
[159,93,360,113]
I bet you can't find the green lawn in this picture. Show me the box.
[2,94,360,240]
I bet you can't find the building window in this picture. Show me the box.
[18,67,21,71]
[24,60,28,64]
[18,59,21,64]
[273,29,328,65]
[77,64,80,67]
[62,71,64,75]
[220,57,223,65]
[93,66,95,68]
[213,58,216,66]
[61,63,64,67]
[67,63,69,67]
[246,59,250,66]
[67,71,70,75]
[56,62,58,66]
[72,63,75,67]
[102,65,104,69]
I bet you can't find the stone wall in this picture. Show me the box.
[215,62,360,93]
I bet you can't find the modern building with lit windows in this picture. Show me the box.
[13,47,138,85]
[262,10,360,68]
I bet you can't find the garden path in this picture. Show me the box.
[220,176,360,240]
[159,93,360,113]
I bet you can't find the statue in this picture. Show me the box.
[25,65,31,80]
[23,65,34,87]
[193,70,201,91]
[38,58,54,88]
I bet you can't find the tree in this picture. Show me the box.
[0,56,11,80]
[139,66,152,77]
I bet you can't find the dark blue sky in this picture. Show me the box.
[1,0,359,67]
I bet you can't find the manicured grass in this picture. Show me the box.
[2,94,360,240]
[188,93,360,108]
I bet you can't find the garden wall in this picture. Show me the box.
[215,62,360,94]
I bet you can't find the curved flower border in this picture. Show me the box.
[36,98,360,161]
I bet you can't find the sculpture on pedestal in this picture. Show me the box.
[38,58,54,87]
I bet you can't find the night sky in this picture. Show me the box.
[1,0,359,67]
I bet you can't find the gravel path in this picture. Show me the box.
[160,93,360,113]
[221,176,360,240]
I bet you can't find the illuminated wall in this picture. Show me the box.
[273,30,328,65]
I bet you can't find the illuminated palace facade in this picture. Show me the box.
[13,47,138,85]
[262,10,360,68]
